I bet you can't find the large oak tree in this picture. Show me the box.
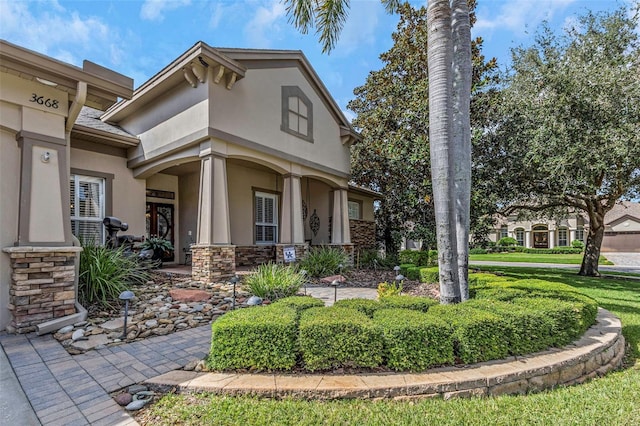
[484,4,640,276]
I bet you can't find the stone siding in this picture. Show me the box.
[235,246,276,267]
[3,247,81,333]
[349,219,376,251]
[191,245,236,283]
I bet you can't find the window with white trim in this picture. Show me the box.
[255,192,278,244]
[499,225,508,239]
[70,174,105,244]
[558,228,568,246]
[348,200,361,220]
[576,226,585,241]
[515,228,525,246]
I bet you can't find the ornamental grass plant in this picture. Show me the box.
[298,246,349,277]
[244,263,305,301]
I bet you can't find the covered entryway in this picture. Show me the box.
[532,225,549,249]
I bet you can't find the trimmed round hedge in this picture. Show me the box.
[207,273,599,372]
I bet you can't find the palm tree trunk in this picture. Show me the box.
[451,0,472,301]
[428,0,460,304]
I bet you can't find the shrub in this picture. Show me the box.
[469,248,488,254]
[377,281,403,299]
[427,249,438,266]
[298,246,350,277]
[374,309,454,371]
[357,249,383,269]
[379,295,438,312]
[270,296,325,315]
[497,237,519,247]
[244,263,305,301]
[399,250,429,266]
[520,247,582,254]
[334,298,381,317]
[299,307,383,371]
[427,304,509,364]
[406,266,422,280]
[78,241,150,309]
[468,272,514,286]
[513,297,591,346]
[472,287,529,301]
[571,240,585,250]
[419,266,439,283]
[399,263,416,275]
[466,299,555,354]
[208,305,298,371]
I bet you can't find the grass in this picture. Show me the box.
[469,252,613,265]
[139,267,640,425]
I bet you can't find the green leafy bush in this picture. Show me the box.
[399,250,429,266]
[571,240,585,250]
[468,272,515,286]
[419,266,439,283]
[427,304,510,364]
[406,266,422,280]
[497,237,519,247]
[78,241,150,309]
[472,287,529,301]
[299,246,349,277]
[270,296,325,315]
[299,307,383,371]
[374,309,454,371]
[244,263,305,301]
[399,263,416,275]
[334,298,381,317]
[379,295,438,312]
[208,305,298,371]
[377,281,403,299]
[466,299,555,354]
[469,248,488,254]
[512,297,590,346]
[520,247,582,254]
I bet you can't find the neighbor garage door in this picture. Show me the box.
[601,232,640,252]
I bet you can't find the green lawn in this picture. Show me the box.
[469,252,613,265]
[139,267,640,425]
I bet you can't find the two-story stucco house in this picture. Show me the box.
[0,40,377,333]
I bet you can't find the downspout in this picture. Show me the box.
[36,82,88,335]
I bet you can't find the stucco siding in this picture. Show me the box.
[211,67,350,176]
[71,147,146,236]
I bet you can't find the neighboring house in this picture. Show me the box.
[489,201,640,252]
[0,40,377,333]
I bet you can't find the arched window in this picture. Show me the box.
[532,225,549,248]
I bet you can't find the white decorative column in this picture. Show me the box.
[192,151,235,282]
[549,230,555,248]
[280,174,305,244]
[570,229,576,244]
[331,188,351,244]
[525,230,531,248]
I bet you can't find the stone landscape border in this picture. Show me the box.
[146,307,625,399]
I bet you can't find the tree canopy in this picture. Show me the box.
[483,3,640,275]
[347,2,498,253]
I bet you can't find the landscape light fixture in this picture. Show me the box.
[331,279,340,303]
[300,269,307,295]
[230,275,239,310]
[118,290,135,339]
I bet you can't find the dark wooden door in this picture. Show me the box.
[146,202,175,262]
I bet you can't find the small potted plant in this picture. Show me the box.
[140,237,174,264]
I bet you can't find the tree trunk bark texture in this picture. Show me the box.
[579,210,605,277]
[428,0,461,304]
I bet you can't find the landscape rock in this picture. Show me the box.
[115,392,133,406]
[247,296,263,306]
[169,289,211,302]
[125,400,147,411]
[128,384,148,394]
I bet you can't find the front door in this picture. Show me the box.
[146,202,175,262]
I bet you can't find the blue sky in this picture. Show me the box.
[0,0,630,120]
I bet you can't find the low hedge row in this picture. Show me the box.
[208,274,599,372]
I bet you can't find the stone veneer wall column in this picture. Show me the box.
[349,220,376,252]
[275,244,309,264]
[2,246,80,333]
[191,244,236,283]
[328,243,354,266]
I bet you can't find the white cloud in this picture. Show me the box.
[0,1,126,72]
[140,0,191,22]
[243,1,287,48]
[475,0,577,36]
[332,1,383,56]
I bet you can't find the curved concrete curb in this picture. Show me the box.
[145,308,625,399]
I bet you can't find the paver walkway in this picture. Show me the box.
[0,325,210,425]
[0,285,371,425]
